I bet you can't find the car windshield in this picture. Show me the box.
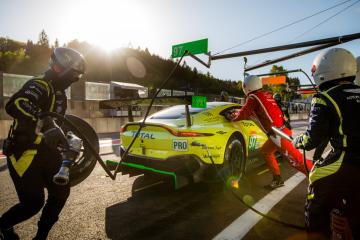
[149,102,230,119]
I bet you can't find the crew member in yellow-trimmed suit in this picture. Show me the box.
[0,47,85,240]
[293,48,360,239]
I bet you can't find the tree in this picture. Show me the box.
[0,35,244,96]
[37,29,49,47]
[268,64,301,100]
[0,48,26,72]
[270,65,287,76]
[54,38,59,48]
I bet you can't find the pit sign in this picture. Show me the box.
[173,140,188,151]
[172,38,208,59]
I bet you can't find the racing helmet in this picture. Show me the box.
[311,48,356,86]
[242,75,262,95]
[273,93,282,102]
[355,56,360,86]
[49,47,85,89]
[220,91,229,101]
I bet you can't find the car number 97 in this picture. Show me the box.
[173,140,188,151]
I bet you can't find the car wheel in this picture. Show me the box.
[221,135,246,181]
[60,114,99,187]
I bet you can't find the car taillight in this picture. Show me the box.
[162,125,213,137]
[176,131,213,137]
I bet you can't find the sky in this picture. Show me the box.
[1,0,360,84]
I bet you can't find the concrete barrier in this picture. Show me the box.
[0,117,142,140]
[289,113,309,121]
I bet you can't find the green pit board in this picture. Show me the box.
[172,38,208,58]
[191,96,207,108]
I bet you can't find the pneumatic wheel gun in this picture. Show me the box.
[53,131,83,185]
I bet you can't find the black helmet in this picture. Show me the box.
[49,47,86,89]
[50,47,85,75]
[220,91,229,101]
[273,93,282,102]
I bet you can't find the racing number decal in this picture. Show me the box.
[173,140,188,151]
[248,136,257,150]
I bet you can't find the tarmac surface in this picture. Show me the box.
[0,120,325,240]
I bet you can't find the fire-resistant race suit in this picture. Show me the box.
[294,81,360,237]
[0,73,69,239]
[228,90,313,178]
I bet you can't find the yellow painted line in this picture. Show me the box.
[256,168,269,175]
[256,163,281,176]
[133,180,164,192]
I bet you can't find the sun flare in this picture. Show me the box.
[62,0,152,52]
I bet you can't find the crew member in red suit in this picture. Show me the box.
[226,75,313,188]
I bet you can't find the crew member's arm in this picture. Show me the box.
[293,94,331,150]
[283,103,291,121]
[228,95,256,121]
[5,80,50,143]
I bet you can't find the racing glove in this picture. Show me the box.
[42,116,68,150]
[225,110,240,121]
[43,127,68,150]
[292,133,307,149]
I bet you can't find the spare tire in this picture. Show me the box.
[60,114,99,186]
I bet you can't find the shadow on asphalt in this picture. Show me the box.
[104,163,283,240]
[104,174,243,240]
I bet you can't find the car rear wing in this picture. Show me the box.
[99,96,192,109]
[99,96,193,125]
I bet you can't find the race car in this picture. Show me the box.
[100,97,268,189]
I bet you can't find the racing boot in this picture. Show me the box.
[0,227,20,240]
[266,175,285,189]
[32,222,52,240]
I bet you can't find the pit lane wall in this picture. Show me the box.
[0,99,158,139]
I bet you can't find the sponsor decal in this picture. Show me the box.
[202,146,221,150]
[241,122,255,127]
[203,116,220,122]
[344,89,360,94]
[24,90,40,100]
[172,140,188,151]
[131,131,155,139]
[248,135,258,150]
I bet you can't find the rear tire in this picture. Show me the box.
[221,135,246,181]
[60,114,99,187]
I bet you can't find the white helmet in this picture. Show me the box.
[311,48,356,86]
[242,75,262,95]
[355,56,360,86]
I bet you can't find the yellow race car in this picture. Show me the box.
[105,100,268,189]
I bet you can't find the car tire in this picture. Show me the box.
[220,134,246,181]
[60,114,99,187]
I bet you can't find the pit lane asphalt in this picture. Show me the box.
[0,120,318,240]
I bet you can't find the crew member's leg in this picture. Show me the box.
[33,149,70,240]
[0,157,45,238]
[305,180,334,239]
[260,139,284,188]
[280,128,313,175]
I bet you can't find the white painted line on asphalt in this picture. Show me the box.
[213,172,306,240]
